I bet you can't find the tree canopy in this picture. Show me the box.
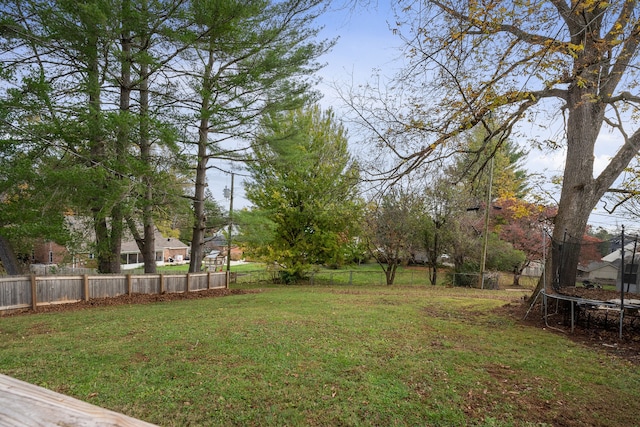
[363,187,425,285]
[180,0,331,272]
[0,0,330,274]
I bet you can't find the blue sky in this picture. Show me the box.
[316,4,402,97]
[206,4,630,231]
[312,5,630,231]
[206,4,402,211]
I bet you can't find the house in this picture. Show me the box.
[31,216,95,269]
[32,217,190,271]
[32,239,74,266]
[601,241,638,263]
[204,226,243,261]
[522,260,544,277]
[593,243,640,292]
[578,261,619,284]
[120,230,189,270]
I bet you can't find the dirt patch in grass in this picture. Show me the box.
[558,286,638,302]
[498,288,640,366]
[1,288,261,317]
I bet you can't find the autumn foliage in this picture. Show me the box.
[491,197,554,270]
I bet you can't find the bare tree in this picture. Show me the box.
[364,187,424,285]
[345,0,640,291]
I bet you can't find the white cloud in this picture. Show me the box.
[525,148,566,176]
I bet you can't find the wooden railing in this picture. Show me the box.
[0,374,158,426]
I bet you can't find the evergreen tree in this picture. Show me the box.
[0,0,129,272]
[176,0,332,272]
[453,124,529,202]
[242,105,362,282]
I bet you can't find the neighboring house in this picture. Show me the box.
[204,226,243,261]
[31,216,96,269]
[591,244,640,292]
[522,260,543,277]
[120,230,189,270]
[616,253,640,294]
[578,261,619,284]
[601,242,638,263]
[32,217,190,271]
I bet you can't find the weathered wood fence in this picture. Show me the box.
[0,272,228,312]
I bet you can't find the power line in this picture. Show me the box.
[210,163,251,178]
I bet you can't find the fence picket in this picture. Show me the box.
[0,272,228,312]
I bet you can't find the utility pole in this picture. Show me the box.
[479,156,494,289]
[223,172,235,272]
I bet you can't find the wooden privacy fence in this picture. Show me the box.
[0,272,228,312]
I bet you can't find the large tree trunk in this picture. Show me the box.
[528,7,640,299]
[548,75,605,289]
[94,214,123,274]
[189,48,215,273]
[134,1,156,273]
[189,147,208,273]
[0,235,22,275]
[139,61,157,273]
[87,26,122,274]
[188,99,211,273]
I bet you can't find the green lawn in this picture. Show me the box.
[155,262,537,289]
[1,285,638,426]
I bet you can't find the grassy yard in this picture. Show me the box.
[155,261,537,289]
[0,285,638,426]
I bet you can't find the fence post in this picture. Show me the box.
[185,273,190,293]
[126,274,132,295]
[83,274,89,301]
[225,271,229,289]
[30,274,37,311]
[159,274,164,294]
[207,272,211,290]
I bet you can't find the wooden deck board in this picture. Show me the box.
[0,374,158,426]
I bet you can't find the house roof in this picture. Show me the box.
[584,261,618,273]
[204,225,240,247]
[602,242,639,262]
[62,216,189,254]
[121,230,188,253]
